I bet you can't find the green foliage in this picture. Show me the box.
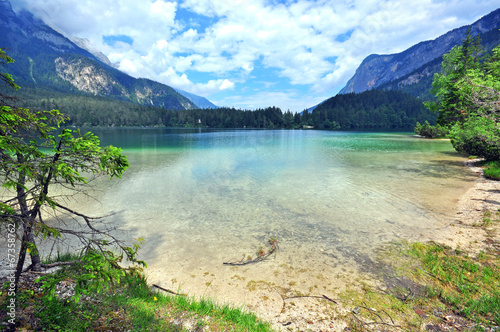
[35,241,147,304]
[427,29,485,126]
[449,116,500,161]
[37,250,127,303]
[42,251,81,265]
[0,48,20,92]
[30,273,272,331]
[414,120,448,138]
[159,106,292,129]
[484,161,500,180]
[0,105,129,206]
[426,31,500,162]
[0,49,145,306]
[35,295,99,331]
[13,85,434,130]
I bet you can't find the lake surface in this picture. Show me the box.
[64,128,477,312]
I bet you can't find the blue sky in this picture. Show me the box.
[10,0,500,112]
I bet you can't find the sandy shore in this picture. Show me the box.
[213,159,500,331]
[437,160,500,253]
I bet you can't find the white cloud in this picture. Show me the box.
[180,0,265,18]
[119,58,141,74]
[10,0,180,53]
[219,79,235,90]
[9,0,500,111]
[151,0,176,19]
[242,63,254,72]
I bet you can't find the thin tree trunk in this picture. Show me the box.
[14,232,27,293]
[14,153,29,291]
[27,229,41,271]
[13,217,42,289]
[14,139,63,288]
[13,153,42,292]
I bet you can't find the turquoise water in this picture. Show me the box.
[69,128,476,304]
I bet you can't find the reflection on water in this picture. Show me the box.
[66,128,476,307]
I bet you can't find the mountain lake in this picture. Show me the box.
[48,128,478,319]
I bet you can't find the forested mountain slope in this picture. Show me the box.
[0,0,197,110]
[311,89,435,130]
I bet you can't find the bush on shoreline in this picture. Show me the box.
[414,120,448,138]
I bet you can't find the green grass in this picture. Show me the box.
[111,275,271,331]
[484,161,500,180]
[3,273,273,331]
[1,248,273,332]
[340,238,500,331]
[41,250,81,265]
[406,242,500,326]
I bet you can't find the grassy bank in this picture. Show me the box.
[340,209,500,331]
[1,271,272,331]
[484,161,500,181]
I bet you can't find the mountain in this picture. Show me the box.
[174,88,218,109]
[377,27,500,99]
[339,8,500,96]
[70,36,115,68]
[0,0,197,110]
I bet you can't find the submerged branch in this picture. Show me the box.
[223,237,278,266]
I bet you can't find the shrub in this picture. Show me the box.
[449,117,500,161]
[414,121,448,138]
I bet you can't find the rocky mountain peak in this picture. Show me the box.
[339,8,500,95]
[70,37,115,67]
[0,0,17,26]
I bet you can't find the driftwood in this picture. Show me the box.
[223,237,278,266]
[22,260,76,273]
[152,284,186,296]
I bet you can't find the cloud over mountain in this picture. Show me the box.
[9,0,500,111]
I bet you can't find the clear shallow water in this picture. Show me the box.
[67,128,476,304]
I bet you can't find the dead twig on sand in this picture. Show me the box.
[152,284,186,296]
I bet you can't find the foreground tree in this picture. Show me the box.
[445,43,500,160]
[427,28,484,126]
[423,33,500,161]
[0,49,145,300]
[0,49,19,106]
